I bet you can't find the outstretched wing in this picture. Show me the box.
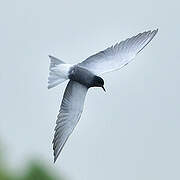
[53,80,88,162]
[79,29,158,75]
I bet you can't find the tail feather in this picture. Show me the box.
[48,55,70,89]
[49,55,65,68]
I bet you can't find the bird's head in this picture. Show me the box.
[92,76,106,91]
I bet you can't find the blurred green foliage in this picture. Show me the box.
[0,146,64,180]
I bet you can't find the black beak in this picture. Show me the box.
[102,86,106,92]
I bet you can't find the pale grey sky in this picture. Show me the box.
[0,0,180,179]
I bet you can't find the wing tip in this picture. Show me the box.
[53,145,59,163]
[155,28,159,32]
[54,156,58,163]
[136,28,158,54]
[148,28,159,42]
[152,28,159,36]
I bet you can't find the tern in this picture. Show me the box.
[48,29,158,162]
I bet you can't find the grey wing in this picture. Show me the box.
[79,29,158,75]
[53,80,88,163]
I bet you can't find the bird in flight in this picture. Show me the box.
[48,29,158,163]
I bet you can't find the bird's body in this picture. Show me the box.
[48,29,158,162]
[69,65,97,88]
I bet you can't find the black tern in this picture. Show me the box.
[48,29,158,162]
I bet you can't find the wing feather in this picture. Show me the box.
[53,80,88,162]
[79,29,158,75]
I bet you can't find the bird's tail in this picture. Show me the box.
[48,55,72,89]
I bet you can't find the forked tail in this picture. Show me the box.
[48,55,71,89]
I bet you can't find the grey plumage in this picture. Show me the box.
[69,65,97,88]
[53,80,88,162]
[79,29,158,75]
[49,29,158,162]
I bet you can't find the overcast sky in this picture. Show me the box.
[0,0,180,179]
